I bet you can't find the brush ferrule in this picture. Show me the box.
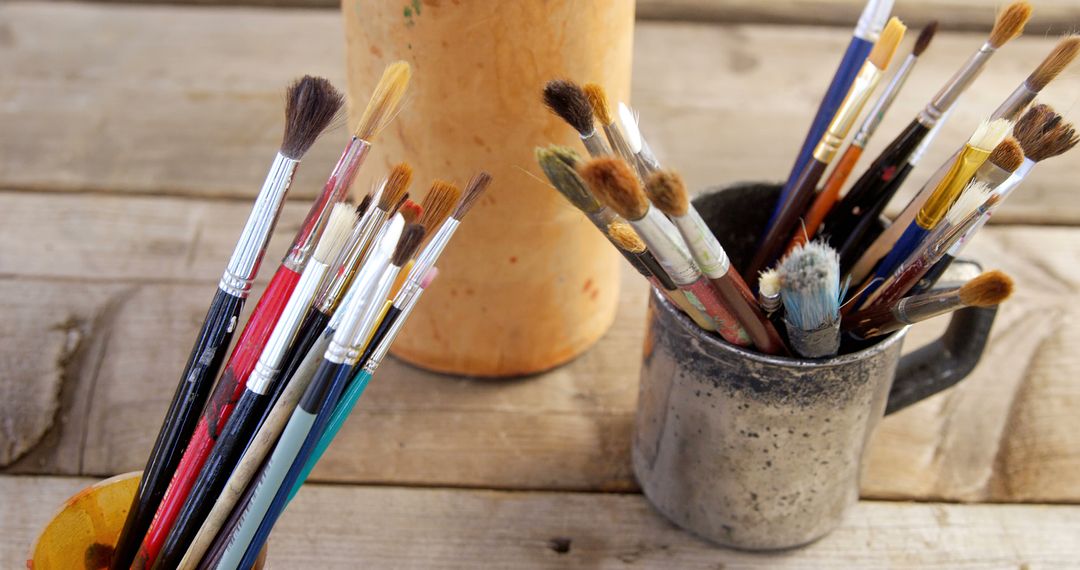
[759,292,781,314]
[854,0,894,41]
[602,122,639,171]
[894,287,962,324]
[581,129,612,158]
[364,283,424,373]
[413,218,461,278]
[854,54,916,148]
[813,63,882,163]
[283,138,370,272]
[633,139,662,178]
[991,83,1038,122]
[350,268,398,356]
[916,144,991,228]
[629,208,700,285]
[920,43,995,126]
[948,160,1032,256]
[671,210,730,278]
[973,161,1013,190]
[783,318,841,359]
[221,152,298,296]
[316,205,390,313]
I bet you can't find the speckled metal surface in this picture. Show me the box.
[632,183,997,550]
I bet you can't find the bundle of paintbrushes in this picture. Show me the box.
[538,0,1078,360]
[107,62,493,570]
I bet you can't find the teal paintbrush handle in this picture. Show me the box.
[287,370,375,502]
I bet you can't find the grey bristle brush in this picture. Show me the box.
[778,241,846,358]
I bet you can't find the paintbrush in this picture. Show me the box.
[791,21,937,252]
[543,80,611,157]
[110,76,342,570]
[772,0,895,222]
[400,199,423,225]
[580,157,751,346]
[150,205,355,570]
[845,270,1012,339]
[616,102,662,178]
[777,241,845,358]
[758,269,782,315]
[747,18,906,283]
[584,83,639,167]
[824,2,1031,267]
[645,169,788,355]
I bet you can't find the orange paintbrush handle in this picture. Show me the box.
[787,144,864,252]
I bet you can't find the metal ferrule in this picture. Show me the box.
[326,257,391,365]
[784,318,841,359]
[813,63,882,164]
[916,144,991,229]
[893,287,962,325]
[351,266,400,359]
[316,205,390,313]
[363,272,433,373]
[602,122,639,172]
[947,160,1032,256]
[759,292,781,314]
[282,138,371,272]
[581,129,612,158]
[973,161,1013,190]
[413,218,461,278]
[918,43,995,127]
[629,208,700,285]
[634,138,662,177]
[220,152,298,297]
[854,0,893,41]
[991,83,1038,122]
[854,54,915,148]
[672,210,730,278]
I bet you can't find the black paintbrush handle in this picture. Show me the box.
[154,388,270,569]
[836,161,915,271]
[745,159,828,282]
[354,305,402,376]
[111,287,244,570]
[911,253,956,296]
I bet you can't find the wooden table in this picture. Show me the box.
[3,2,1080,567]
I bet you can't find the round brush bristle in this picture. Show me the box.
[537,146,601,214]
[988,1,1032,49]
[542,80,595,136]
[1028,35,1080,91]
[759,268,781,299]
[281,76,344,160]
[988,137,1024,173]
[583,83,613,126]
[355,61,412,141]
[313,203,358,264]
[867,17,906,70]
[606,220,646,254]
[379,162,413,211]
[913,21,938,57]
[578,157,648,221]
[419,180,461,233]
[644,170,689,217]
[392,224,427,267]
[959,270,1014,307]
[454,171,493,220]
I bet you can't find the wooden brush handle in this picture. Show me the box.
[788,144,863,253]
[745,159,828,283]
[713,269,788,356]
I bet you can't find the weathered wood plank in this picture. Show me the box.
[3,3,1079,222]
[5,475,1080,569]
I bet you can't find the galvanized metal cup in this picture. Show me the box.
[632,183,996,550]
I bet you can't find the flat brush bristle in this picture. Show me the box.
[543,80,595,136]
[419,180,461,233]
[281,76,344,159]
[913,21,938,56]
[453,171,492,220]
[583,83,613,126]
[868,17,906,70]
[379,162,413,211]
[968,118,1013,152]
[1029,35,1080,91]
[607,220,646,253]
[959,270,1013,307]
[537,146,601,214]
[579,157,648,221]
[988,137,1024,172]
[946,181,994,225]
[400,199,423,224]
[355,61,411,141]
[988,1,1031,49]
[313,203,358,264]
[392,224,426,266]
[644,170,689,217]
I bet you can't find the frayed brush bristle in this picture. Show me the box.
[959,270,1014,307]
[988,1,1031,49]
[537,146,601,214]
[968,118,1013,152]
[579,157,648,221]
[583,83,613,126]
[1015,104,1079,162]
[616,103,643,153]
[543,80,595,135]
[281,76,344,159]
[419,180,461,233]
[400,199,423,224]
[1029,35,1080,91]
[778,241,841,330]
[392,224,426,266]
[355,61,411,141]
[454,171,492,220]
[379,162,413,211]
[313,203,358,264]
[759,269,781,299]
[868,17,906,70]
[913,21,938,56]
[607,220,646,253]
[644,170,689,217]
[988,137,1024,172]
[945,181,994,225]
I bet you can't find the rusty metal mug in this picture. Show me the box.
[632,183,997,550]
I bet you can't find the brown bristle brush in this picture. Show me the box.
[543,79,611,157]
[418,180,462,237]
[583,83,639,169]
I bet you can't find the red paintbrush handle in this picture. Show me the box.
[682,276,752,346]
[788,144,863,253]
[132,265,301,568]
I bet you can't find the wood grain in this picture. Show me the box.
[6,475,1080,569]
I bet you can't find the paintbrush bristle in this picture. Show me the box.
[759,269,781,299]
[988,1,1031,49]
[945,181,994,225]
[1029,35,1080,91]
[453,171,492,220]
[281,76,344,160]
[583,83,613,126]
[579,157,648,221]
[419,180,461,233]
[644,170,689,217]
[392,224,427,266]
[543,80,595,136]
[1015,104,1079,162]
[607,220,646,254]
[968,118,1013,152]
[868,17,906,70]
[537,146,601,214]
[392,193,410,215]
[379,162,413,211]
[400,199,423,224]
[988,137,1024,173]
[913,21,938,56]
[355,61,411,141]
[778,241,841,331]
[356,194,372,216]
[959,270,1014,307]
[313,203,357,264]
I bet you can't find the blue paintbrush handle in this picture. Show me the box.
[862,222,927,300]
